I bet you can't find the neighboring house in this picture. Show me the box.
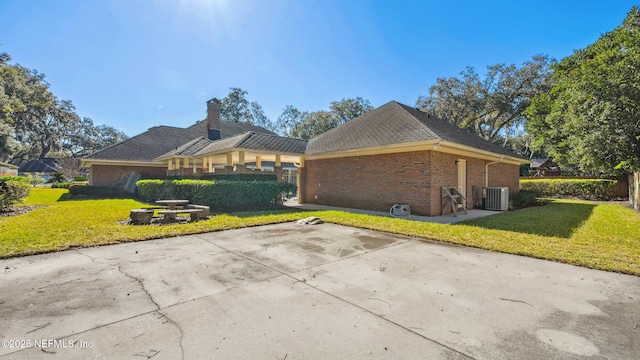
[18,158,59,181]
[530,158,561,177]
[81,99,305,192]
[0,162,18,176]
[83,99,528,216]
[299,101,527,216]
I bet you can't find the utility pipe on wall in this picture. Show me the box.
[485,157,504,187]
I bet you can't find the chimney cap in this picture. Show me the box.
[208,98,221,104]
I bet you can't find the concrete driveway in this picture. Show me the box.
[1,223,639,359]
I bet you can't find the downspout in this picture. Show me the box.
[485,157,503,187]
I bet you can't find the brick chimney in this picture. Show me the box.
[207,98,221,140]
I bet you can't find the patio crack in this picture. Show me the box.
[74,248,99,263]
[116,265,185,360]
[74,249,185,359]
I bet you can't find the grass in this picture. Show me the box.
[2,188,639,276]
[0,188,303,258]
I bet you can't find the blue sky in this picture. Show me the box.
[0,0,637,136]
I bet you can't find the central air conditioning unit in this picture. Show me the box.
[390,204,411,217]
[483,187,509,211]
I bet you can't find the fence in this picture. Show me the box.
[630,172,640,211]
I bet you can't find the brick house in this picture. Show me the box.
[17,158,59,181]
[83,99,527,216]
[299,101,527,216]
[530,158,561,177]
[81,99,306,192]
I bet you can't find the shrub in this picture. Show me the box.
[136,179,297,212]
[73,175,88,181]
[68,184,130,198]
[136,180,173,201]
[0,176,31,210]
[520,179,617,200]
[510,189,541,208]
[52,182,73,189]
[49,172,66,183]
[52,181,88,189]
[25,173,46,186]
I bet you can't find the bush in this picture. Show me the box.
[136,179,297,212]
[52,182,73,189]
[520,179,617,200]
[73,175,88,181]
[52,181,88,189]
[49,172,66,183]
[25,173,45,186]
[68,184,130,198]
[0,176,31,210]
[135,180,173,201]
[510,189,541,208]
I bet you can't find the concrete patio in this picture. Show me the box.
[1,223,638,359]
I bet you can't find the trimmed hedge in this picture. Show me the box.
[68,184,131,198]
[52,181,89,189]
[136,179,297,212]
[0,176,31,210]
[520,179,617,200]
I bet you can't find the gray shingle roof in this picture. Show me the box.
[237,132,308,154]
[84,120,275,162]
[18,158,58,173]
[156,132,307,160]
[306,101,524,159]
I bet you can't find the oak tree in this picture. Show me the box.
[526,7,640,174]
[417,55,554,152]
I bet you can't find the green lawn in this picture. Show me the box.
[1,188,639,276]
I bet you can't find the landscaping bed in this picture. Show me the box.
[0,205,41,217]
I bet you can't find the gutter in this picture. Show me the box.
[485,157,504,187]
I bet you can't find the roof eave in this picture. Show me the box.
[305,139,528,165]
[80,158,167,167]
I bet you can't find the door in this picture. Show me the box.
[457,159,467,200]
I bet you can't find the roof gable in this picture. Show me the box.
[531,158,558,169]
[18,158,58,173]
[306,101,437,155]
[84,120,275,163]
[306,101,523,159]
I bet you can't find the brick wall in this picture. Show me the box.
[302,151,433,215]
[90,165,166,191]
[302,150,521,216]
[486,162,520,192]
